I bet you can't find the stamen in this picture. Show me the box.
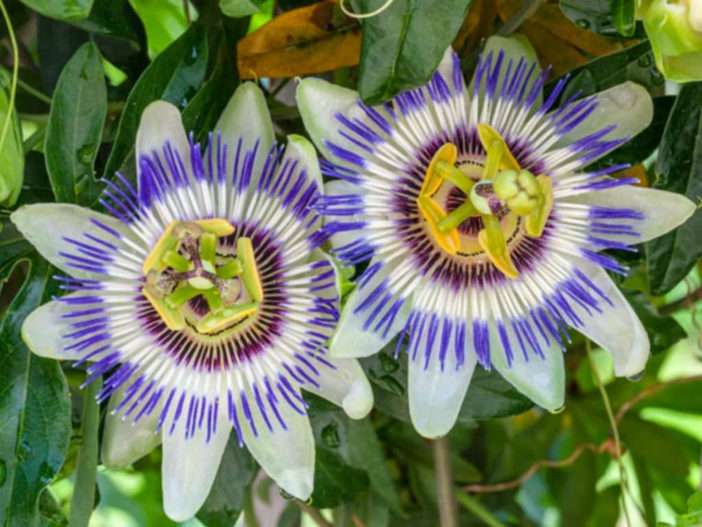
[417,196,460,254]
[478,215,519,279]
[525,175,554,238]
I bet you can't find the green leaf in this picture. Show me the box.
[311,448,369,509]
[196,436,258,527]
[622,290,686,354]
[0,256,71,526]
[677,492,702,526]
[0,69,25,208]
[548,41,664,103]
[103,23,208,184]
[20,0,93,21]
[358,0,471,104]
[646,82,702,295]
[182,18,249,144]
[37,17,90,93]
[220,0,264,17]
[45,42,107,206]
[458,368,533,421]
[609,0,635,37]
[347,418,403,514]
[0,215,32,283]
[68,380,101,527]
[129,0,191,58]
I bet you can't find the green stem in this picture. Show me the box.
[454,489,507,527]
[69,379,102,527]
[587,341,635,527]
[243,487,261,527]
[0,0,19,156]
[298,501,332,527]
[16,77,51,105]
[434,437,458,527]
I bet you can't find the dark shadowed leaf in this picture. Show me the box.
[622,290,686,354]
[196,436,257,527]
[37,17,90,93]
[547,41,664,103]
[347,418,403,513]
[311,448,369,509]
[458,368,533,420]
[0,257,71,525]
[358,0,471,104]
[646,82,702,295]
[103,23,208,184]
[45,42,107,206]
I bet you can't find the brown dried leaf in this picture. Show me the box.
[453,0,498,56]
[237,1,361,80]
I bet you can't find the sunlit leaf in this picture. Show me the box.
[20,0,93,21]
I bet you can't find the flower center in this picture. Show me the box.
[417,123,554,279]
[141,218,263,334]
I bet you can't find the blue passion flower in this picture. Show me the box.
[12,83,373,521]
[296,37,695,438]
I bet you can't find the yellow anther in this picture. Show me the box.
[418,196,460,254]
[438,201,478,233]
[238,237,264,302]
[196,302,259,334]
[478,215,519,279]
[420,143,457,196]
[195,218,235,237]
[142,282,185,331]
[142,220,179,274]
[477,123,520,173]
[525,175,554,238]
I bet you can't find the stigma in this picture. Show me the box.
[141,218,263,334]
[417,123,554,279]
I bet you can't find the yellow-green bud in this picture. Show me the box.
[494,169,539,215]
[638,0,702,82]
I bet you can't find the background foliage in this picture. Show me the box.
[0,0,701,526]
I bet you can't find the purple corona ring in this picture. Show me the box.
[13,83,373,521]
[296,36,696,439]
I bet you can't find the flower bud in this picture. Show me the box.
[638,0,702,82]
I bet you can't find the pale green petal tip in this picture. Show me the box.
[286,134,322,189]
[277,468,314,501]
[328,327,380,358]
[216,81,274,148]
[342,376,374,420]
[483,34,538,64]
[20,305,63,360]
[101,417,160,470]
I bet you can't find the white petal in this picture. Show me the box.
[470,35,539,98]
[241,393,315,501]
[555,82,653,148]
[323,179,368,252]
[102,387,162,469]
[303,358,373,419]
[10,203,135,281]
[212,82,275,188]
[283,134,323,190]
[408,345,477,439]
[330,260,412,359]
[568,257,650,377]
[214,82,274,155]
[161,411,232,522]
[21,297,75,359]
[136,100,192,184]
[564,185,696,243]
[489,324,565,412]
[296,78,364,160]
